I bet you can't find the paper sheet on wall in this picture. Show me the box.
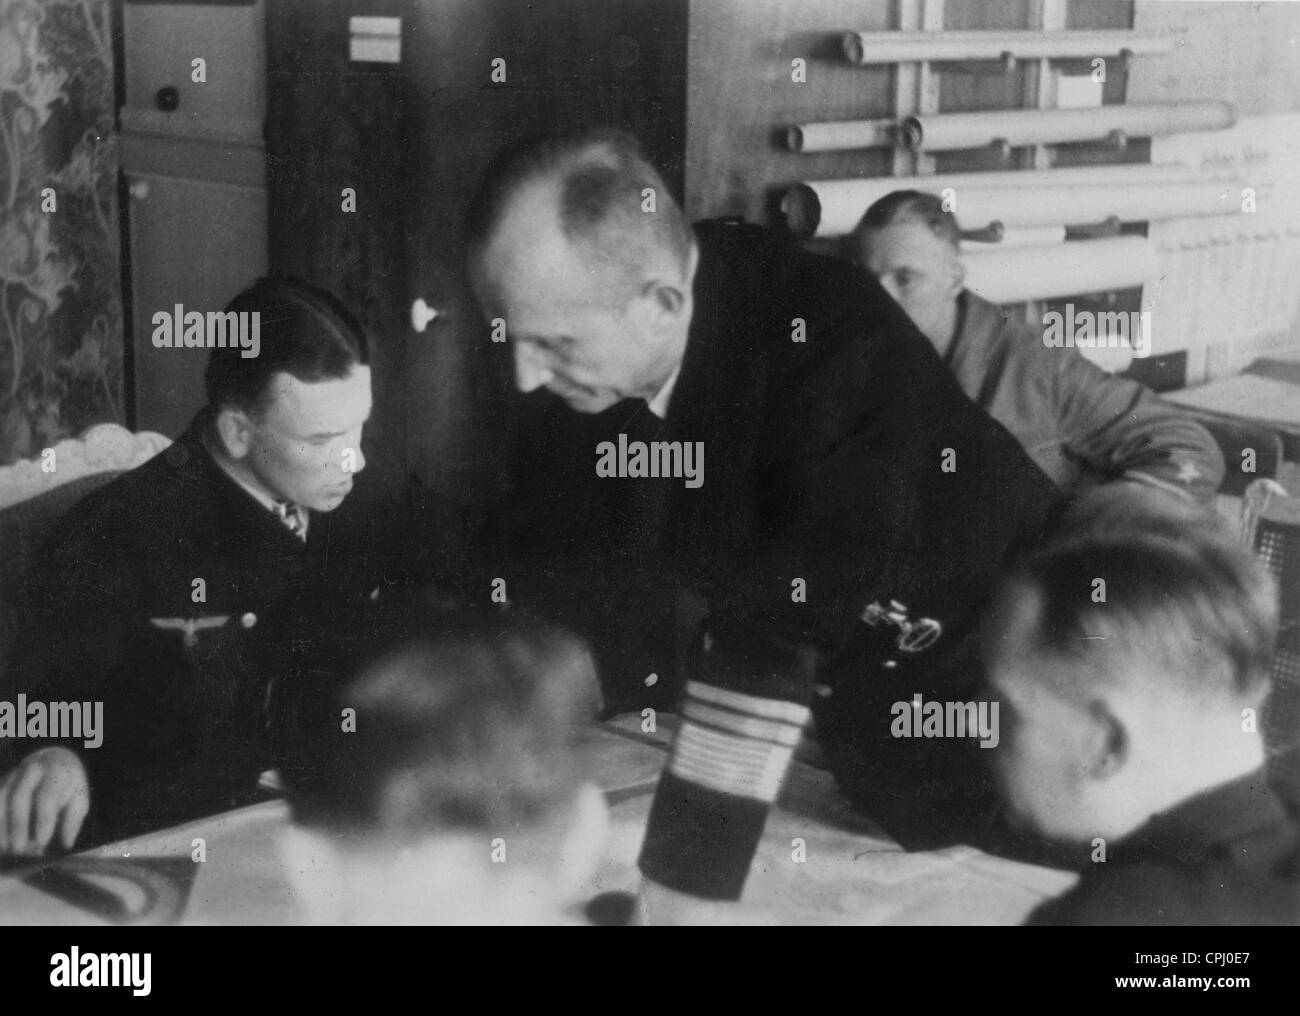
[1148,115,1300,376]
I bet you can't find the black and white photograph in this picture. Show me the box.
[0,0,1297,964]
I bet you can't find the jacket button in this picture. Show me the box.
[241,612,257,628]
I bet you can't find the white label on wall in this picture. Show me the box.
[349,16,401,64]
[349,17,401,37]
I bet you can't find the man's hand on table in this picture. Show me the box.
[0,747,89,857]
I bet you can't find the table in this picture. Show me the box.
[0,716,1075,925]
[1165,360,1300,462]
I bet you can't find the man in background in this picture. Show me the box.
[853,190,1223,502]
[984,485,1298,924]
[0,277,444,854]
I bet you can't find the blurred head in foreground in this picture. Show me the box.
[280,610,607,924]
[983,485,1278,844]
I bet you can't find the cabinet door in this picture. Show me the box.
[122,0,265,138]
[127,174,267,436]
[121,0,267,437]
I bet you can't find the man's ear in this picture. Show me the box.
[551,782,609,896]
[1084,699,1128,781]
[641,276,690,328]
[641,241,699,329]
[277,823,346,925]
[214,406,255,460]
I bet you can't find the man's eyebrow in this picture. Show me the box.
[516,332,551,346]
[305,413,369,440]
[517,331,570,348]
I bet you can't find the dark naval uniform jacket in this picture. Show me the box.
[500,221,1062,898]
[1029,771,1300,925]
[3,411,444,846]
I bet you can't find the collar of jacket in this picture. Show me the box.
[1120,768,1291,864]
[950,290,1011,364]
[670,220,779,432]
[166,409,314,551]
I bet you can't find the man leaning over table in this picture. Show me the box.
[0,277,450,855]
[466,129,1063,920]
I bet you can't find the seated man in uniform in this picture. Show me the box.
[0,277,443,855]
[852,190,1223,502]
[278,608,611,926]
[984,485,1299,925]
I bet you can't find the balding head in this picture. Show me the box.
[466,130,692,300]
[464,131,698,413]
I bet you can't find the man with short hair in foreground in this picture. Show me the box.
[279,609,611,925]
[983,486,1299,924]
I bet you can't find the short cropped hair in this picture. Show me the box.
[204,276,369,414]
[282,608,601,842]
[854,189,962,253]
[1001,487,1278,704]
[463,129,693,298]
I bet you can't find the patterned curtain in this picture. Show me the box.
[0,0,122,466]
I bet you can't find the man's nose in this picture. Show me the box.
[514,344,555,393]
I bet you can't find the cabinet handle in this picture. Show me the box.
[410,297,442,333]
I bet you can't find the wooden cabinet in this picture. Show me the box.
[265,0,687,507]
[120,0,268,437]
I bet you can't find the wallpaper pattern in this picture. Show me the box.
[0,0,122,466]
